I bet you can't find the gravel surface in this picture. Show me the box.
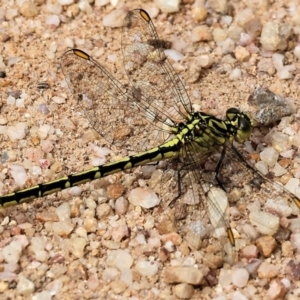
[1,0,300,299]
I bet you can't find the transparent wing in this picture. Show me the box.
[205,142,300,250]
[61,49,174,151]
[218,143,300,216]
[151,134,236,267]
[153,157,235,268]
[122,9,193,126]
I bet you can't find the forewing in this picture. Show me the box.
[60,49,172,151]
[122,9,193,127]
[217,143,300,233]
[152,145,235,267]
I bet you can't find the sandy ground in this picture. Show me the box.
[1,0,300,299]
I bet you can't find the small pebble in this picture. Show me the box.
[144,215,155,230]
[102,267,120,281]
[36,212,59,222]
[9,164,28,187]
[32,291,53,300]
[85,197,97,211]
[70,237,86,258]
[87,275,99,291]
[52,221,75,237]
[191,7,207,23]
[2,216,10,226]
[110,280,127,294]
[212,27,227,42]
[46,15,60,27]
[209,0,228,14]
[229,68,242,80]
[274,227,291,243]
[111,226,129,242]
[95,0,110,7]
[191,26,212,42]
[260,147,279,167]
[52,96,65,104]
[38,124,51,139]
[165,49,184,62]
[232,291,248,300]
[256,236,277,257]
[107,183,124,199]
[232,268,249,288]
[45,279,63,294]
[163,266,203,285]
[290,233,300,253]
[5,8,18,20]
[158,248,169,262]
[37,104,50,115]
[285,260,300,280]
[60,117,75,130]
[257,57,276,75]
[28,237,49,262]
[120,268,133,286]
[26,148,44,163]
[16,274,35,295]
[0,282,8,292]
[56,203,71,221]
[128,187,160,208]
[245,259,262,275]
[218,268,232,287]
[266,279,287,300]
[103,10,127,27]
[173,283,194,299]
[155,0,180,13]
[161,232,182,246]
[273,163,287,177]
[260,22,291,51]
[135,260,159,277]
[75,227,87,239]
[294,44,300,59]
[102,240,120,250]
[257,262,279,279]
[107,249,133,271]
[50,161,62,173]
[282,241,293,257]
[234,45,250,62]
[285,178,300,195]
[240,244,259,259]
[7,123,27,141]
[187,61,201,83]
[115,197,129,215]
[20,1,39,18]
[83,217,97,233]
[69,186,82,197]
[249,211,279,235]
[2,241,22,264]
[97,203,113,219]
[271,131,290,152]
[198,54,213,68]
[272,53,296,79]
[228,24,244,41]
[40,140,54,153]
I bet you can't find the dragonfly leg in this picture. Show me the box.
[215,146,227,191]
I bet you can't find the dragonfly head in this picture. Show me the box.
[226,108,253,143]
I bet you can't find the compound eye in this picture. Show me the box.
[239,117,251,132]
[226,107,240,121]
[235,115,252,142]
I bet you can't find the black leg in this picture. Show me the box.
[215,146,226,191]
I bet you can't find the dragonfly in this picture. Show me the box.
[1,9,299,265]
